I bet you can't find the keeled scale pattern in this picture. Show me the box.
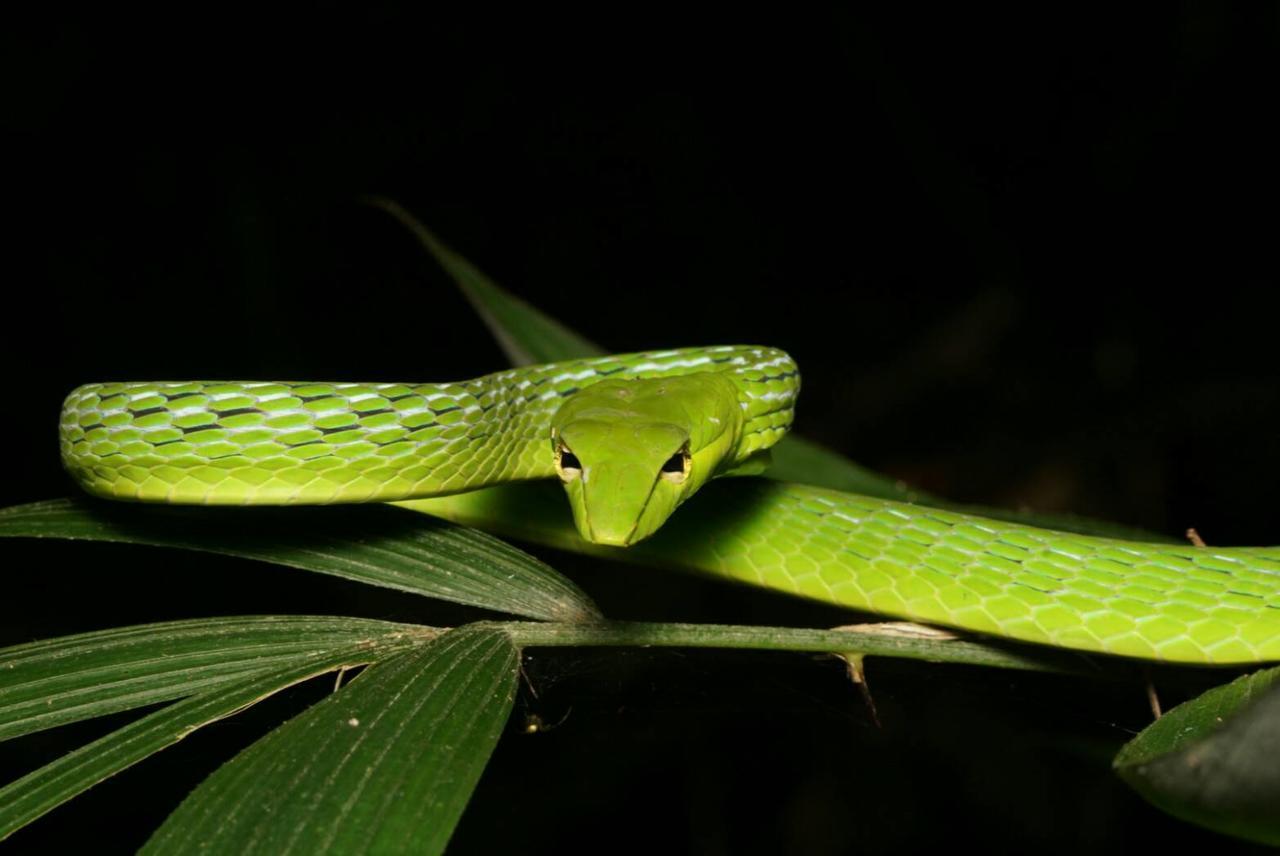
[691,482,1280,664]
[61,346,798,505]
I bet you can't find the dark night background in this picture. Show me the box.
[3,6,1279,853]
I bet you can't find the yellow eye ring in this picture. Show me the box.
[659,445,690,484]
[556,443,582,481]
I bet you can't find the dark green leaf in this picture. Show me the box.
[142,625,519,856]
[367,197,604,366]
[0,639,417,841]
[0,498,600,623]
[1114,667,1280,845]
[0,616,421,741]
[766,435,926,499]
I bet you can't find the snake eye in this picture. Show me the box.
[556,444,582,481]
[660,447,690,484]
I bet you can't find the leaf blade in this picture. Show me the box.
[0,616,421,741]
[0,498,601,623]
[766,435,925,500]
[1114,667,1280,845]
[367,197,604,366]
[142,625,519,856]
[0,638,418,842]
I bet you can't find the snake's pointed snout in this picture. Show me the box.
[584,522,640,549]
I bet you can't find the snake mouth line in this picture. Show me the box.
[583,478,658,548]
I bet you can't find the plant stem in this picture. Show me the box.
[494,620,1085,674]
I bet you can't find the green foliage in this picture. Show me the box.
[0,498,1053,847]
[0,498,600,623]
[142,626,519,856]
[367,198,605,368]
[0,615,423,742]
[0,498,551,847]
[1114,668,1280,845]
[0,636,423,841]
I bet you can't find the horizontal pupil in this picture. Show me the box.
[662,453,685,473]
[560,450,581,470]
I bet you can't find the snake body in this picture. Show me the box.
[61,347,1280,664]
[60,346,796,505]
[408,480,1280,664]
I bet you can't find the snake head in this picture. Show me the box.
[551,376,743,547]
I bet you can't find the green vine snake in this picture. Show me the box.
[60,345,1280,665]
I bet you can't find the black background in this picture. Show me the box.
[3,6,1279,853]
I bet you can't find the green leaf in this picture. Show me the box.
[0,638,420,841]
[766,435,927,500]
[367,197,604,366]
[142,625,520,856]
[1114,667,1280,845]
[0,616,421,742]
[0,498,601,623]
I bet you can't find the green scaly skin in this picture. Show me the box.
[61,346,1280,664]
[403,481,1280,665]
[59,344,796,517]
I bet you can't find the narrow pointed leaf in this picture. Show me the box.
[766,434,928,500]
[0,498,600,623]
[143,625,520,856]
[1114,667,1280,845]
[0,616,421,742]
[0,640,417,841]
[367,197,604,366]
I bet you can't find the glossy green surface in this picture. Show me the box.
[61,346,796,528]
[406,479,1280,664]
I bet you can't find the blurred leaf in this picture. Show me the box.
[759,438,1165,540]
[0,638,415,842]
[0,498,600,623]
[0,616,423,742]
[142,625,519,856]
[367,197,604,366]
[1114,667,1280,845]
[766,434,925,500]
